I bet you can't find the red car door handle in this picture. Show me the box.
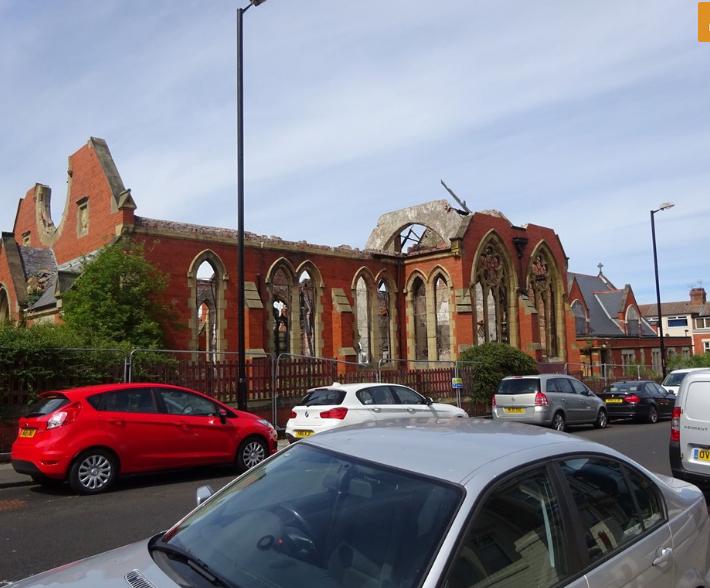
[176,421,188,428]
[106,418,124,425]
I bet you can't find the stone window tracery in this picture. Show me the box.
[528,250,559,359]
[413,277,428,361]
[473,241,509,345]
[272,267,291,355]
[299,271,316,357]
[434,275,451,361]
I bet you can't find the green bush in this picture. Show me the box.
[667,352,710,370]
[459,343,539,405]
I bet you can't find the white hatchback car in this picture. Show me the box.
[285,381,468,442]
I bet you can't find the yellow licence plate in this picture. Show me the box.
[694,448,710,462]
[605,399,623,404]
[20,428,37,438]
[504,408,525,414]
[294,430,314,438]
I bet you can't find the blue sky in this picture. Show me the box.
[0,0,707,305]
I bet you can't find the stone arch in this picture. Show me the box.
[352,268,377,364]
[187,250,228,356]
[365,200,463,252]
[374,270,398,362]
[405,270,429,361]
[0,284,11,323]
[526,242,566,361]
[265,259,297,356]
[470,231,517,346]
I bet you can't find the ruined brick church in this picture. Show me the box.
[1,137,587,366]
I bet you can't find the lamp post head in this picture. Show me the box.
[652,202,675,214]
[250,0,268,5]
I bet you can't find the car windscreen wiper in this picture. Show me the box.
[151,541,239,588]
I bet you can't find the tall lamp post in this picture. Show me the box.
[237,0,268,411]
[650,202,674,379]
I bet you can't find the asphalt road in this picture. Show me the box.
[0,420,676,583]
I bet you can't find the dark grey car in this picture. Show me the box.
[492,374,607,431]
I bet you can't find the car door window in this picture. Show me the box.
[100,389,157,413]
[158,389,217,416]
[570,379,589,396]
[559,457,645,564]
[555,378,575,394]
[390,386,425,405]
[625,468,664,531]
[370,386,396,405]
[447,466,570,588]
[545,379,561,393]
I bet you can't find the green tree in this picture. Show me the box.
[61,239,176,348]
[459,342,539,405]
[667,352,710,370]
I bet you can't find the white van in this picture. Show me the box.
[662,367,709,395]
[669,369,710,487]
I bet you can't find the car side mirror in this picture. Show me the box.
[196,485,214,506]
[219,409,228,424]
[426,397,434,406]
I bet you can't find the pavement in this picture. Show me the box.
[0,440,292,490]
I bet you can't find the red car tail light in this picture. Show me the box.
[46,401,82,429]
[671,407,681,442]
[534,392,549,406]
[491,395,497,407]
[290,410,297,419]
[624,394,641,404]
[320,407,348,420]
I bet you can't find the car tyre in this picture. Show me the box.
[551,412,565,432]
[647,405,658,424]
[68,449,118,495]
[236,436,268,473]
[593,409,608,429]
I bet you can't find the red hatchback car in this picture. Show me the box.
[11,383,278,494]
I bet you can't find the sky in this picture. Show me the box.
[0,0,708,306]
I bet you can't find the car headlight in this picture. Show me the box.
[257,419,275,429]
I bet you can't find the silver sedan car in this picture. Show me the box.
[11,420,710,588]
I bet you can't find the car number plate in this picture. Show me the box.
[294,430,314,438]
[605,399,623,404]
[694,448,710,462]
[20,428,37,438]
[504,408,525,414]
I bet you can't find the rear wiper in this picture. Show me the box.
[151,541,239,588]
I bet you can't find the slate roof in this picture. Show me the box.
[568,272,656,338]
[638,299,710,319]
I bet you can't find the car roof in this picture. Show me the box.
[300,419,620,485]
[307,382,409,393]
[40,382,196,399]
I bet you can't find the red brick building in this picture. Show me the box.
[1,138,585,366]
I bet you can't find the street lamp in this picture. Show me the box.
[650,202,674,379]
[237,0,268,411]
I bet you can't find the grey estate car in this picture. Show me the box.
[11,419,710,588]
[492,374,607,430]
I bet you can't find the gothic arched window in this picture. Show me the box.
[473,241,509,345]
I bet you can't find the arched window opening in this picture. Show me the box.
[0,288,9,323]
[413,277,428,360]
[398,224,444,253]
[529,251,558,358]
[272,267,290,355]
[572,301,587,336]
[473,241,509,345]
[196,261,217,359]
[627,306,640,337]
[377,280,391,361]
[356,276,371,364]
[435,276,451,361]
[299,271,316,357]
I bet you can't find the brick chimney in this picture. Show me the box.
[690,287,707,305]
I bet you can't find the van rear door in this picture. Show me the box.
[679,376,710,475]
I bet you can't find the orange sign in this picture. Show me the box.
[700,3,710,41]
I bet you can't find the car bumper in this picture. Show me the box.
[669,440,710,488]
[11,445,70,480]
[603,405,648,419]
[491,407,551,426]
